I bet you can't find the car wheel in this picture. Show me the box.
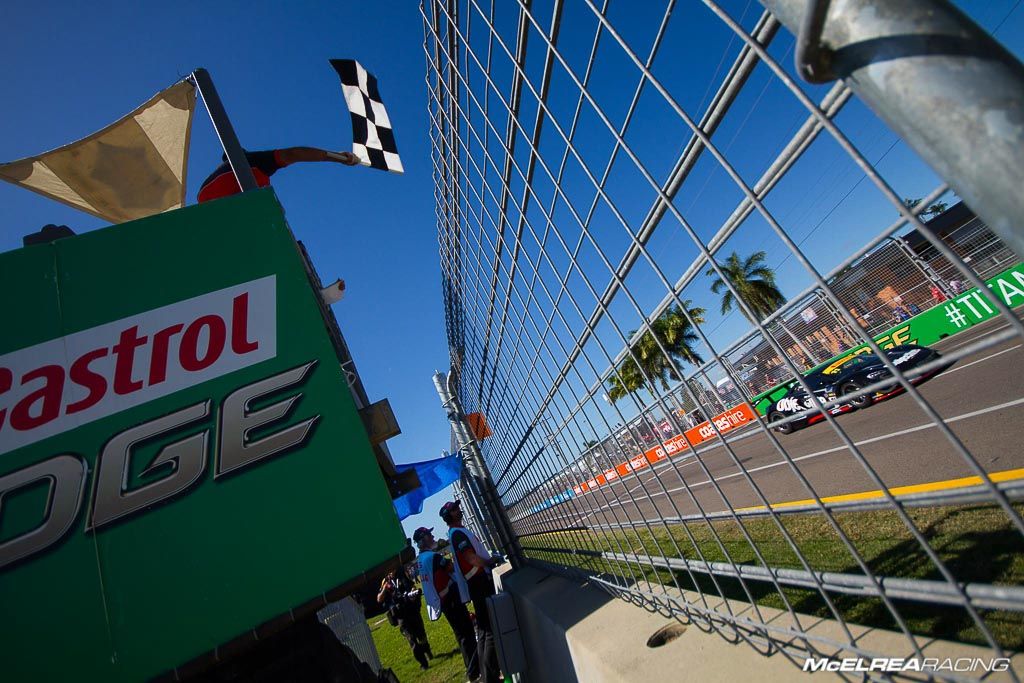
[842,383,872,410]
[768,411,794,435]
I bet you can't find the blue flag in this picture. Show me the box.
[392,453,463,520]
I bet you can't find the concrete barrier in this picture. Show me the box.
[493,565,813,682]
[493,564,1022,681]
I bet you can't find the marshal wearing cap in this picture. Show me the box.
[412,526,434,545]
[439,500,461,522]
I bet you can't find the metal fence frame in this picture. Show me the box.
[423,0,1024,677]
[318,598,382,674]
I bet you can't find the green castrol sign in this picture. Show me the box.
[0,190,405,681]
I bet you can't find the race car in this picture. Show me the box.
[766,344,952,434]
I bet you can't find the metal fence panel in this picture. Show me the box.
[318,598,382,673]
[424,0,1024,677]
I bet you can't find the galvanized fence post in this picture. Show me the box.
[433,371,524,568]
[763,0,1024,259]
[459,470,502,554]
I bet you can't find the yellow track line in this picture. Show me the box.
[735,467,1024,513]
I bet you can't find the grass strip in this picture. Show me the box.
[369,601,470,683]
[522,503,1024,648]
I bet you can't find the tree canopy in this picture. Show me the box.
[606,302,705,403]
[706,250,786,322]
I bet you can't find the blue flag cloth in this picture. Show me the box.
[392,453,463,520]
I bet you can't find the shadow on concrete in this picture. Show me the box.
[499,566,615,683]
[510,507,1024,680]
[500,563,821,682]
[654,506,1024,651]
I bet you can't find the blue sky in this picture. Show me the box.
[2,1,1022,537]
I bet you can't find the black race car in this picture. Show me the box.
[766,344,952,434]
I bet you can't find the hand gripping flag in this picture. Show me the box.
[330,59,404,174]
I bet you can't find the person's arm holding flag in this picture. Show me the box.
[276,147,359,166]
[197,147,359,203]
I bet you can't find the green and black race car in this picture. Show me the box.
[766,344,953,434]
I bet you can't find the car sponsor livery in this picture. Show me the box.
[0,276,275,456]
[767,343,952,434]
[891,348,921,366]
[776,396,810,412]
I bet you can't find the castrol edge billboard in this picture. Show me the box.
[0,276,275,456]
[0,190,405,682]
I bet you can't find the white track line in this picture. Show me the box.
[608,341,1024,498]
[578,395,1024,516]
[526,337,1024,525]
[936,344,1021,376]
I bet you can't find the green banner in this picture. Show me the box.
[753,262,1024,414]
[0,190,406,681]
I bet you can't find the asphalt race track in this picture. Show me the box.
[515,315,1024,531]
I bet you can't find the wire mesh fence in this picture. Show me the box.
[423,0,1024,676]
[318,598,382,673]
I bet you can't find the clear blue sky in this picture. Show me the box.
[2,1,1022,536]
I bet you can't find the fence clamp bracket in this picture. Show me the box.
[795,0,836,83]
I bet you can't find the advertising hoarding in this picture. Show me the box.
[0,190,406,681]
[752,262,1024,414]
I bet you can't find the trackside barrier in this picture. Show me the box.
[424,0,1024,679]
[536,259,1024,512]
[572,403,757,496]
[528,403,757,514]
[537,233,1020,496]
[752,261,1024,414]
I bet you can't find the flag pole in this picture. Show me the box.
[188,68,258,193]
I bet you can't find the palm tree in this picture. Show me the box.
[635,303,705,383]
[706,251,786,322]
[606,356,645,403]
[606,301,706,402]
[903,197,949,218]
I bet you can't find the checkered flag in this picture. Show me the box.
[330,59,404,174]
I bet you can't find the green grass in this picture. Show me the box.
[369,602,468,683]
[523,503,1024,648]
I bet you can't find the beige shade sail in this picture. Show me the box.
[0,80,196,224]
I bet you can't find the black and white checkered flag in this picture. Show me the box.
[330,59,404,174]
